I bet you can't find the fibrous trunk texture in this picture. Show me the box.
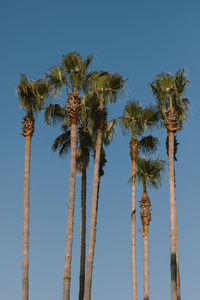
[22,134,32,300]
[83,129,103,300]
[22,112,34,300]
[165,107,179,132]
[62,121,78,300]
[79,166,87,300]
[140,192,151,300]
[130,134,139,300]
[168,131,178,300]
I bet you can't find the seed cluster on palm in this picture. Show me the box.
[18,54,190,300]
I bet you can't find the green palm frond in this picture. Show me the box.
[139,135,158,155]
[18,74,50,113]
[103,119,117,146]
[62,52,93,91]
[52,130,71,158]
[89,71,125,106]
[46,66,66,96]
[142,105,159,129]
[44,104,68,125]
[119,101,145,135]
[135,158,165,192]
[151,69,191,127]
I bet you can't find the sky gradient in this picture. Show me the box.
[1,1,199,299]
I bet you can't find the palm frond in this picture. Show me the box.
[119,101,144,135]
[135,157,165,191]
[45,66,66,96]
[52,128,71,158]
[103,119,117,146]
[18,74,50,113]
[62,52,93,91]
[139,135,158,155]
[44,104,67,125]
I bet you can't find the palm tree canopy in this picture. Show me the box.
[62,52,93,91]
[44,104,68,125]
[139,135,158,155]
[151,69,191,128]
[88,71,125,106]
[18,74,50,113]
[135,158,165,192]
[119,101,158,136]
[52,123,71,158]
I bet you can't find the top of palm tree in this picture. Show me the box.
[150,69,191,129]
[135,157,165,192]
[119,101,159,136]
[45,52,93,96]
[88,71,125,107]
[18,74,50,113]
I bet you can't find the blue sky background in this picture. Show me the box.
[1,0,199,299]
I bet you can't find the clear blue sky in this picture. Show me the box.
[1,0,199,299]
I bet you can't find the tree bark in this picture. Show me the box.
[174,178,181,300]
[168,131,177,300]
[79,166,87,300]
[83,129,103,300]
[143,230,149,300]
[22,134,31,300]
[62,122,78,300]
[131,159,137,300]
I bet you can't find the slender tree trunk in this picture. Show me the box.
[168,131,177,300]
[84,129,103,300]
[143,229,149,300]
[22,134,31,300]
[131,159,137,300]
[174,178,181,300]
[79,166,87,300]
[62,122,78,300]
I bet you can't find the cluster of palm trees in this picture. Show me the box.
[17,52,190,300]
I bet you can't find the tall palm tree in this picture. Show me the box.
[119,101,159,300]
[151,69,190,300]
[51,121,93,300]
[17,74,50,300]
[135,158,165,300]
[83,72,125,300]
[45,52,93,300]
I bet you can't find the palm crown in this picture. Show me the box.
[151,69,191,129]
[18,74,50,113]
[136,158,165,192]
[119,101,158,135]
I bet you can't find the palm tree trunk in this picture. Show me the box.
[174,176,181,300]
[168,131,177,300]
[131,159,137,300]
[84,129,103,300]
[79,166,87,300]
[143,229,149,300]
[22,134,31,300]
[62,122,78,300]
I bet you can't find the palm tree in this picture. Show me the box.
[135,158,165,300]
[45,52,93,300]
[51,121,93,300]
[151,69,190,300]
[17,74,50,300]
[83,72,125,300]
[119,101,158,300]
